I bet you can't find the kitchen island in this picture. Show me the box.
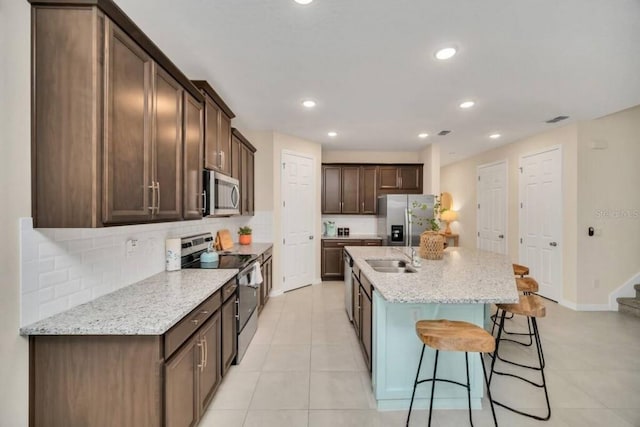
[344,246,518,411]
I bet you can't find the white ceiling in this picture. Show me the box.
[117,0,640,165]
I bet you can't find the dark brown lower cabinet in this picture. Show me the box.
[359,275,373,371]
[165,334,199,427]
[321,239,381,281]
[259,254,273,312]
[29,286,231,427]
[221,287,237,377]
[352,273,361,338]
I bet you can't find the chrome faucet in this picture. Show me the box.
[410,248,421,267]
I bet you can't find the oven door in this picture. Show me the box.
[214,172,240,215]
[237,266,258,332]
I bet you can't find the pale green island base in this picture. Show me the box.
[372,291,492,411]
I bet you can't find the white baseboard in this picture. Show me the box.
[312,277,322,285]
[269,289,285,297]
[609,271,640,310]
[559,298,612,312]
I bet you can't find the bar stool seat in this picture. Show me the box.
[512,263,529,277]
[407,319,498,427]
[490,295,551,421]
[515,277,539,294]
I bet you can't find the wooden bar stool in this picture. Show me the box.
[512,263,529,278]
[407,320,498,427]
[491,277,540,342]
[489,295,551,421]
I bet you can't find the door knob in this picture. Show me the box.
[498,234,504,239]
[549,242,558,247]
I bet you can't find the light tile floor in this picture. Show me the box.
[200,281,640,427]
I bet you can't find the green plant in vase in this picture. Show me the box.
[238,226,252,245]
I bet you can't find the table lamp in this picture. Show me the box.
[440,210,458,235]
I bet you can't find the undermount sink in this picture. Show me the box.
[366,259,417,273]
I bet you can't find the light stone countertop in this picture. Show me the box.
[345,246,519,304]
[220,242,273,256]
[321,234,383,240]
[20,269,238,336]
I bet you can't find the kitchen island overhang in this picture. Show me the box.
[345,246,519,411]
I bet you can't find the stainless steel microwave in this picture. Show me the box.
[203,170,240,216]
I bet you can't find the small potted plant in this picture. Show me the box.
[238,226,252,245]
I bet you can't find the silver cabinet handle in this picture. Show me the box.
[148,181,156,213]
[498,234,504,239]
[201,191,207,213]
[156,181,160,213]
[203,337,208,368]
[550,242,558,247]
[197,340,204,371]
[191,319,199,325]
[235,299,239,319]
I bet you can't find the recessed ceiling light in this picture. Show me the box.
[435,47,457,60]
[459,100,475,109]
[489,133,501,139]
[328,131,337,137]
[294,0,313,4]
[418,133,429,139]
[302,99,316,108]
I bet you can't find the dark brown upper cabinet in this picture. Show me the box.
[30,1,205,228]
[377,165,423,194]
[192,81,235,176]
[321,164,379,214]
[231,129,256,216]
[183,93,204,220]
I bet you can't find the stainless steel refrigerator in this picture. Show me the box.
[377,194,436,246]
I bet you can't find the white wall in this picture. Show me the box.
[322,150,423,164]
[0,0,31,424]
[576,105,640,306]
[421,143,441,195]
[441,124,579,305]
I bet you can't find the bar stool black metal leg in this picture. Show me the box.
[427,350,440,427]
[465,352,472,427]
[489,310,506,385]
[480,353,499,427]
[490,315,551,421]
[406,344,426,427]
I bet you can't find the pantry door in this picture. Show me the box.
[519,146,562,302]
[281,151,315,292]
[477,161,508,255]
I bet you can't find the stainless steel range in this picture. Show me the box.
[180,233,260,363]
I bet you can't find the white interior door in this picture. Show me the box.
[282,151,315,292]
[477,161,507,254]
[519,147,562,302]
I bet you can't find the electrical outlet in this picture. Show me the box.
[125,239,138,257]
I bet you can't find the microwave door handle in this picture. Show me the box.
[231,185,240,209]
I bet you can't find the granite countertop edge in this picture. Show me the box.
[347,246,520,305]
[20,243,274,336]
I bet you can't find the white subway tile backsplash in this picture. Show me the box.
[39,270,68,289]
[39,298,69,320]
[39,241,68,258]
[54,279,82,298]
[20,213,274,326]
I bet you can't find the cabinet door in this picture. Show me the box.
[360,288,372,371]
[398,165,421,192]
[230,135,241,180]
[240,145,249,214]
[103,23,153,224]
[259,263,266,311]
[153,65,183,220]
[321,246,344,280]
[352,276,360,336]
[378,166,399,190]
[265,257,273,297]
[199,312,221,414]
[247,151,255,215]
[341,166,360,214]
[183,93,204,219]
[165,335,199,427]
[219,113,232,175]
[221,295,237,377]
[203,97,220,171]
[361,166,378,214]
[322,166,342,214]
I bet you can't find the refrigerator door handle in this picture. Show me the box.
[404,208,409,247]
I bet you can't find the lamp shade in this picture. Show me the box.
[440,210,458,222]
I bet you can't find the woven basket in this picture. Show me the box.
[419,231,445,260]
